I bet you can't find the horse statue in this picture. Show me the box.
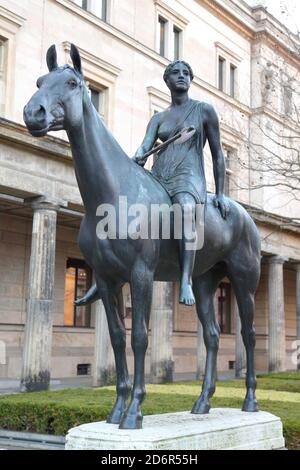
[23,44,261,430]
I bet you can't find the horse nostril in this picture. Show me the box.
[34,104,46,121]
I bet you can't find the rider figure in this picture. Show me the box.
[133,60,229,306]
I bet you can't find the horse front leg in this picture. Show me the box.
[191,269,224,414]
[119,262,153,429]
[98,280,131,424]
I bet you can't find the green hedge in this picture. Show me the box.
[0,374,299,449]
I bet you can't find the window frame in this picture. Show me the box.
[173,25,182,61]
[0,9,25,117]
[72,0,109,22]
[155,0,187,61]
[0,37,8,117]
[145,86,171,171]
[218,56,226,92]
[63,42,121,131]
[215,42,241,100]
[230,63,237,98]
[64,258,93,328]
[87,81,108,122]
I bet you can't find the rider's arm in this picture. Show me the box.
[203,103,228,218]
[134,112,161,165]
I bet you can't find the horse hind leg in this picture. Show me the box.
[97,279,131,424]
[192,264,226,414]
[227,255,260,412]
[119,261,154,430]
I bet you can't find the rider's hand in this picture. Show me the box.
[213,194,229,219]
[133,154,147,167]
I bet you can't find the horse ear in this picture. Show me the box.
[70,43,82,76]
[46,45,58,72]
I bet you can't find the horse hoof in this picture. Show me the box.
[179,284,195,306]
[107,409,125,424]
[242,398,259,412]
[119,412,143,430]
[191,400,210,414]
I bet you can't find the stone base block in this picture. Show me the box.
[65,408,285,450]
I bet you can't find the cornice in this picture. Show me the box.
[146,86,171,105]
[243,203,300,236]
[196,1,300,63]
[0,5,26,34]
[251,107,300,136]
[54,0,169,68]
[197,0,254,40]
[62,41,122,80]
[192,75,251,116]
[252,31,300,69]
[0,118,72,163]
[215,41,242,62]
[154,0,189,28]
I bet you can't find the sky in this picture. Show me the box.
[246,0,300,33]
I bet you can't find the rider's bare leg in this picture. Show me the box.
[172,192,197,306]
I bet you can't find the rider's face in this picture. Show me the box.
[166,63,191,92]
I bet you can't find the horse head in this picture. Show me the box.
[24,44,87,137]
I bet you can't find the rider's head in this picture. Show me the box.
[163,60,194,84]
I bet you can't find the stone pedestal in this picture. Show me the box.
[20,197,63,392]
[65,409,285,450]
[150,282,174,383]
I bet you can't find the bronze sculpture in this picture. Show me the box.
[24,44,260,430]
[133,60,228,306]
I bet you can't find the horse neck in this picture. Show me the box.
[67,103,131,211]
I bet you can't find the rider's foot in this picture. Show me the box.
[179,283,195,306]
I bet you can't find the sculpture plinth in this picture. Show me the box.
[65,409,284,450]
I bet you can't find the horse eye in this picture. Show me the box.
[67,80,77,89]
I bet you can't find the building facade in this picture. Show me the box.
[0,0,299,388]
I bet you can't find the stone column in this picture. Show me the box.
[150,282,174,383]
[295,264,300,371]
[268,256,287,372]
[234,294,246,378]
[21,197,62,392]
[93,299,115,386]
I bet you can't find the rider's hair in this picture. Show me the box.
[163,60,194,83]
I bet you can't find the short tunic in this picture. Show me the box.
[151,99,206,204]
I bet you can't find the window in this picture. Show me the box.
[146,86,171,171]
[173,26,182,61]
[159,16,167,57]
[217,282,231,334]
[215,43,241,99]
[73,0,108,21]
[224,148,233,196]
[155,1,188,60]
[218,56,225,92]
[77,363,91,375]
[89,85,107,121]
[64,259,92,327]
[63,42,121,129]
[282,83,293,116]
[230,64,237,98]
[0,39,6,116]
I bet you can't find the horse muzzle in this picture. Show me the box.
[23,103,64,137]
